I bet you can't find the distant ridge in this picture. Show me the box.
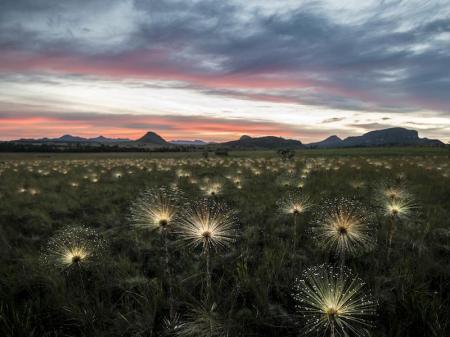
[219,135,304,149]
[306,128,444,148]
[170,140,207,145]
[14,135,130,143]
[6,127,445,150]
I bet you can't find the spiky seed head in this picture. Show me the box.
[311,197,376,258]
[278,191,312,216]
[200,179,222,197]
[294,264,377,337]
[177,199,238,251]
[42,226,106,271]
[130,186,184,232]
[383,197,415,220]
[376,181,411,202]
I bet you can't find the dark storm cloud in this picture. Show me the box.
[347,122,399,132]
[322,117,345,123]
[1,0,450,114]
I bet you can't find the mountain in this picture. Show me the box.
[170,140,207,146]
[88,136,130,143]
[341,128,443,147]
[58,135,87,142]
[135,131,170,145]
[14,131,171,146]
[8,127,444,150]
[14,135,130,143]
[306,128,444,148]
[307,135,342,148]
[219,135,304,149]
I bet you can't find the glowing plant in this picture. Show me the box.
[130,186,185,321]
[200,179,223,197]
[381,195,416,260]
[42,226,106,272]
[130,186,182,231]
[278,191,312,248]
[312,198,375,266]
[294,264,377,337]
[178,199,237,301]
[383,197,415,220]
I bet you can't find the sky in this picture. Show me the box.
[0,0,449,143]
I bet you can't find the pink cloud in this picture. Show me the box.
[0,112,328,142]
[0,49,308,90]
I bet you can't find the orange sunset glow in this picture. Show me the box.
[0,0,449,143]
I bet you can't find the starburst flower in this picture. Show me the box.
[294,264,377,337]
[380,184,409,200]
[383,197,415,220]
[200,178,223,197]
[42,226,106,271]
[297,180,306,189]
[130,186,185,323]
[130,186,183,232]
[278,191,312,248]
[176,169,190,178]
[312,198,375,260]
[228,175,243,189]
[28,188,39,196]
[177,199,237,251]
[178,199,238,300]
[278,191,312,216]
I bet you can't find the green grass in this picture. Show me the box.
[0,151,449,336]
[0,146,448,160]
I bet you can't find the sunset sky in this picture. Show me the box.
[1,0,449,143]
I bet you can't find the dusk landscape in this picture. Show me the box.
[0,1,449,337]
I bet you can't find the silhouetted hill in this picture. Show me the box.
[219,135,304,149]
[14,135,130,143]
[307,135,342,148]
[89,136,130,143]
[170,140,207,145]
[7,127,445,151]
[341,128,444,147]
[135,132,170,145]
[306,128,444,148]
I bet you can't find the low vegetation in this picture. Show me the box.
[0,150,449,336]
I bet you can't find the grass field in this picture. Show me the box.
[0,149,449,337]
[0,146,448,159]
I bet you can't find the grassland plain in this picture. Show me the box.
[0,149,449,337]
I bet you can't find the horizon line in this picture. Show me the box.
[0,126,445,144]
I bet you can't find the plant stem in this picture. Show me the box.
[330,319,336,337]
[293,213,298,250]
[339,251,345,272]
[77,265,86,296]
[387,217,396,262]
[162,229,175,320]
[205,242,212,303]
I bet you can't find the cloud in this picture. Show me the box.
[0,0,449,115]
[322,117,345,123]
[348,123,395,131]
[0,111,331,142]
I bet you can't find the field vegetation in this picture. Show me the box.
[0,150,449,336]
